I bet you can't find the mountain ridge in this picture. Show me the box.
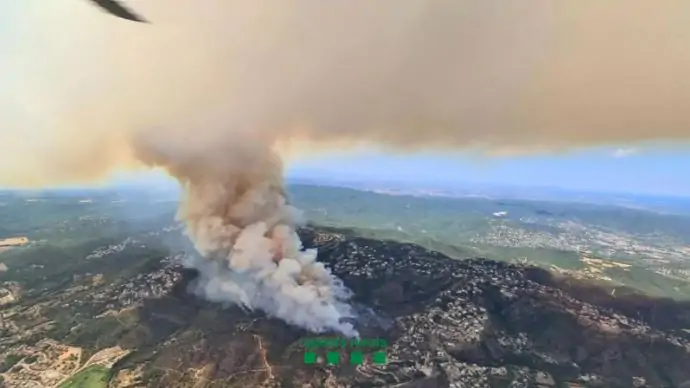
[98,225,690,387]
[3,224,690,387]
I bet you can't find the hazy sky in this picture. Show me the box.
[2,1,690,196]
[110,145,690,197]
[284,146,690,196]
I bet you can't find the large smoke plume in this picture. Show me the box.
[3,0,690,334]
[133,125,357,335]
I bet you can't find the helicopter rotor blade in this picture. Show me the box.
[88,0,148,23]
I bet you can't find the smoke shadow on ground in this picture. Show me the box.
[450,266,690,387]
[523,266,690,334]
[460,281,690,387]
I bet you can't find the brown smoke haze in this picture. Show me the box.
[3,0,690,186]
[4,0,690,335]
